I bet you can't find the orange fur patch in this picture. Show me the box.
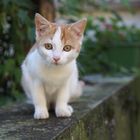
[59,24,81,52]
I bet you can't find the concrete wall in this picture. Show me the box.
[0,76,140,140]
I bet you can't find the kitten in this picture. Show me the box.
[21,13,87,119]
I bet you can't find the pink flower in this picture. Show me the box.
[104,23,113,31]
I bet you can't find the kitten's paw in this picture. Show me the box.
[34,107,49,119]
[55,105,73,117]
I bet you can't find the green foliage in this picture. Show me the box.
[78,15,140,76]
[0,0,35,104]
[0,0,139,106]
[58,0,87,16]
[58,0,131,16]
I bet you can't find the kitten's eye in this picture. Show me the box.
[63,45,72,52]
[45,43,53,50]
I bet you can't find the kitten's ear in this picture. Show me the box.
[70,18,87,38]
[35,13,51,40]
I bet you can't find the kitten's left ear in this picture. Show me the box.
[35,13,52,40]
[70,18,87,38]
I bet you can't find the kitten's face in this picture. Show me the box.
[35,13,87,66]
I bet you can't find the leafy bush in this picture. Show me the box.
[0,0,35,104]
[0,0,140,105]
[78,15,140,76]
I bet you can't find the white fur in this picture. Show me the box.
[21,27,83,119]
[52,27,62,49]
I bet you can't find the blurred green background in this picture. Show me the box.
[0,0,140,106]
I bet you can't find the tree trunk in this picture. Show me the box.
[39,0,55,22]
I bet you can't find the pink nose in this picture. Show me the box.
[53,57,60,62]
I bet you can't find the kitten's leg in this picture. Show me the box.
[22,68,49,119]
[31,81,49,119]
[55,83,73,117]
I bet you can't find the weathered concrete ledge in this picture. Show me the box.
[0,76,140,140]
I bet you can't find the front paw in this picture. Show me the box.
[55,105,73,117]
[34,107,49,119]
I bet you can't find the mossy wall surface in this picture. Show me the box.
[0,76,139,140]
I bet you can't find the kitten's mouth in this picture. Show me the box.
[52,60,64,65]
[54,62,58,65]
[53,61,60,65]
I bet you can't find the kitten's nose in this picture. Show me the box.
[53,57,60,62]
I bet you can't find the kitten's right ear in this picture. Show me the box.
[35,13,51,40]
[69,18,87,40]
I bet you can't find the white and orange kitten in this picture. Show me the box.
[21,13,87,119]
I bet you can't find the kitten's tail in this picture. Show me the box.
[70,80,85,102]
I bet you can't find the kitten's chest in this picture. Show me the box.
[37,64,71,86]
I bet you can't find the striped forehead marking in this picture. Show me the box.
[52,26,62,49]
